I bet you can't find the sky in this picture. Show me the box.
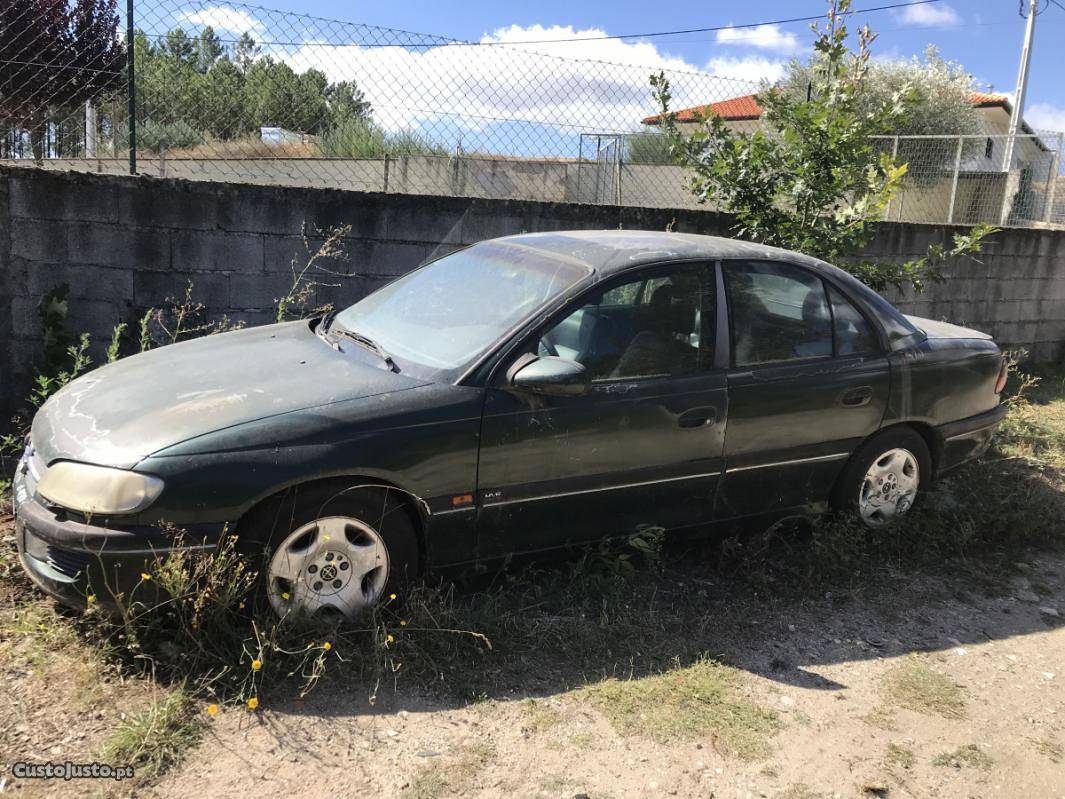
[161,0,1065,152]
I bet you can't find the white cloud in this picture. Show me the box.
[715,24,802,55]
[283,24,768,149]
[1026,103,1065,133]
[181,7,261,34]
[896,3,961,27]
[705,56,787,85]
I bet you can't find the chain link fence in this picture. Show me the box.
[873,133,1064,228]
[3,0,1064,230]
[2,0,755,198]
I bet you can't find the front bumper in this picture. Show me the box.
[13,466,226,610]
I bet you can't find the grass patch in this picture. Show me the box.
[1031,738,1063,763]
[859,705,897,731]
[932,743,994,770]
[884,742,916,770]
[778,784,823,799]
[402,741,496,799]
[100,685,203,781]
[584,656,780,759]
[0,601,81,670]
[569,731,596,749]
[520,698,563,733]
[881,655,966,719]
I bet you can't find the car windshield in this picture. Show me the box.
[333,241,592,380]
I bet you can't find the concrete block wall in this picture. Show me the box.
[1,165,1064,421]
[873,224,1065,362]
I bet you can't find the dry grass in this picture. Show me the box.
[884,742,916,770]
[100,686,203,781]
[1031,737,1063,763]
[520,698,563,733]
[167,136,322,160]
[584,657,781,760]
[778,784,823,799]
[402,741,496,799]
[932,743,994,770]
[881,655,966,719]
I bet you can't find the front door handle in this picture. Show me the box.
[840,386,873,407]
[678,407,717,428]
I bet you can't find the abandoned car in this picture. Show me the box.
[14,231,1007,618]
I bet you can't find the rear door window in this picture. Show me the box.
[827,285,879,355]
[724,261,833,366]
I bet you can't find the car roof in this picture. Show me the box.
[490,229,833,277]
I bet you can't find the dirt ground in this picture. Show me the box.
[146,558,1065,799]
[3,515,1063,799]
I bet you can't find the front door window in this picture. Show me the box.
[538,264,713,381]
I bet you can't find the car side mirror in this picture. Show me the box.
[508,355,589,397]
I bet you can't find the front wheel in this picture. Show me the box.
[238,482,420,621]
[831,428,932,528]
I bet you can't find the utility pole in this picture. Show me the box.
[1000,0,1038,224]
[1003,0,1038,173]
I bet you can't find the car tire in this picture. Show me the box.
[236,480,420,620]
[831,427,932,528]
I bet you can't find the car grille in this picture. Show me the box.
[45,546,91,579]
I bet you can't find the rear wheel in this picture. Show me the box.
[238,481,419,621]
[832,428,932,528]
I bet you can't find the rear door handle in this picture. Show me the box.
[678,407,717,428]
[840,386,873,407]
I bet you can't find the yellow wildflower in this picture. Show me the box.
[322,642,332,651]
[386,634,395,644]
[247,697,259,710]
[207,704,219,717]
[86,594,96,604]
[140,572,152,581]
[281,592,290,600]
[388,593,397,601]
[399,620,407,627]
[251,659,262,672]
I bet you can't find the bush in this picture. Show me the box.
[624,130,674,165]
[320,116,447,158]
[115,118,202,152]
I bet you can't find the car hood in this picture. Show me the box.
[904,314,992,341]
[31,321,428,469]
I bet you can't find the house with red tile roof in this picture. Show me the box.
[641,91,1047,163]
[641,91,1058,226]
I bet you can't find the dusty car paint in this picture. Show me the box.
[14,230,1006,607]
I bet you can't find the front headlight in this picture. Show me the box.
[36,462,164,515]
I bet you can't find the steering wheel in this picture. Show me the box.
[538,333,560,357]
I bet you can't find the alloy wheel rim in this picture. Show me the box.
[266,516,390,620]
[858,447,920,527]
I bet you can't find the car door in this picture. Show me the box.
[475,261,727,559]
[716,259,890,520]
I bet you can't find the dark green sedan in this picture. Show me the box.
[14,231,1007,618]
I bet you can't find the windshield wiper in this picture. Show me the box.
[317,309,339,335]
[332,327,397,372]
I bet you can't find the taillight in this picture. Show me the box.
[994,356,1008,394]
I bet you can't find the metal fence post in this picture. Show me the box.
[1045,132,1062,224]
[884,135,899,220]
[126,0,137,175]
[947,136,963,224]
[615,141,622,207]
